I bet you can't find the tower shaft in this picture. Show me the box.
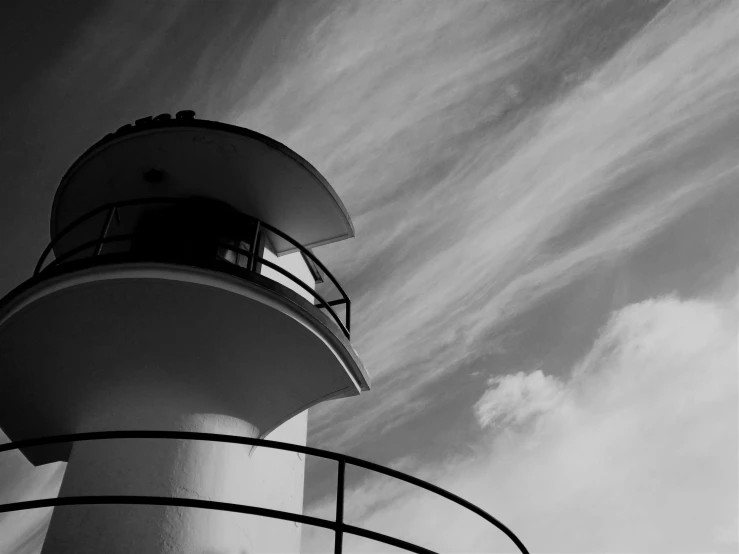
[41,408,307,553]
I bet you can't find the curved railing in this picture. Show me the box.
[0,431,530,554]
[34,198,351,339]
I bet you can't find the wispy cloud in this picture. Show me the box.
[293,0,739,450]
[11,0,731,456]
[474,370,563,429]
[304,287,739,552]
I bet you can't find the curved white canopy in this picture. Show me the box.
[51,116,354,256]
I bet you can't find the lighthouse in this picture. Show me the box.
[0,110,530,554]
[0,111,369,553]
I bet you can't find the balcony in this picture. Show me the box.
[0,431,530,554]
[0,196,367,466]
[34,196,351,339]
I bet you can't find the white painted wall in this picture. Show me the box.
[246,248,315,550]
[40,410,309,554]
[260,247,316,304]
[240,410,309,552]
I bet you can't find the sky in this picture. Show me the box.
[0,0,737,552]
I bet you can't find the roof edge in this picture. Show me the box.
[50,111,355,244]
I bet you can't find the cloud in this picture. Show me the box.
[304,290,738,552]
[474,370,563,429]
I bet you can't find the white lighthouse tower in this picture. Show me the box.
[0,111,370,553]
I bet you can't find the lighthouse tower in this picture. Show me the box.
[0,111,369,553]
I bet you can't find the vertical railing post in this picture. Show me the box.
[94,206,117,257]
[334,459,346,554]
[345,299,351,334]
[249,220,261,272]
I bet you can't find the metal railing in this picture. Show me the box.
[0,431,530,554]
[35,198,351,339]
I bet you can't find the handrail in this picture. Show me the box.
[0,431,530,554]
[258,219,350,302]
[258,222,353,333]
[38,236,349,339]
[0,497,436,554]
[33,197,351,338]
[35,197,183,275]
[221,243,349,337]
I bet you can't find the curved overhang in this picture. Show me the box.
[0,262,368,466]
[51,115,354,257]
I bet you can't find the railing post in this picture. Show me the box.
[345,299,351,334]
[335,459,346,554]
[249,221,261,272]
[94,206,117,257]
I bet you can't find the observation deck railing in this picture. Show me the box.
[35,198,351,339]
[0,431,530,554]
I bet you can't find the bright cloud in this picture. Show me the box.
[474,370,563,429]
[304,291,738,553]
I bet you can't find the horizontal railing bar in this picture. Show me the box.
[223,245,325,310]
[0,496,336,530]
[216,245,349,336]
[34,197,352,337]
[0,495,336,530]
[220,242,348,337]
[0,431,349,460]
[341,522,438,554]
[339,455,529,554]
[252,256,349,338]
[36,197,189,274]
[36,204,114,274]
[318,298,348,307]
[38,237,350,339]
[0,431,528,553]
[44,235,132,271]
[0,496,440,554]
[220,243,348,337]
[41,197,350,311]
[258,220,350,301]
[48,238,343,312]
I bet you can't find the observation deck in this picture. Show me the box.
[0,112,530,553]
[34,195,354,340]
[0,431,531,554]
[0,113,369,466]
